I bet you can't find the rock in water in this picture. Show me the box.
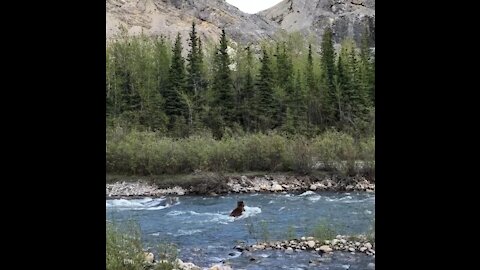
[318,245,333,253]
[209,264,232,270]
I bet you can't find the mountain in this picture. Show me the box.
[106,0,277,45]
[106,0,375,46]
[259,0,375,46]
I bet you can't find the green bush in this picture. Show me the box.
[284,135,314,174]
[106,128,374,175]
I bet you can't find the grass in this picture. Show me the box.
[153,243,178,270]
[106,220,178,270]
[310,220,337,242]
[284,225,297,240]
[244,216,259,244]
[367,218,375,245]
[106,220,146,270]
[259,220,271,243]
[107,128,375,176]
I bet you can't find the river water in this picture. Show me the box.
[106,191,375,269]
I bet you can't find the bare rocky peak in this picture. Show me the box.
[106,0,277,47]
[259,0,375,46]
[106,0,375,47]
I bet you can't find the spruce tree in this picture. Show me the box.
[186,21,208,130]
[275,42,294,127]
[293,70,307,130]
[320,27,338,124]
[240,46,256,131]
[165,33,187,126]
[305,44,316,95]
[193,36,208,129]
[359,26,375,105]
[211,29,235,125]
[154,35,171,97]
[255,47,275,131]
[304,43,323,127]
[186,21,203,97]
[275,42,293,94]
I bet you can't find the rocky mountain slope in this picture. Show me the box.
[259,0,375,45]
[106,0,375,46]
[106,0,277,45]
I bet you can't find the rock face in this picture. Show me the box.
[259,0,375,46]
[107,0,277,46]
[106,0,375,47]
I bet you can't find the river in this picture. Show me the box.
[106,191,375,269]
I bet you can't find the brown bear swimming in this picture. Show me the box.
[229,201,245,217]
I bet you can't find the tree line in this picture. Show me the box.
[106,22,375,139]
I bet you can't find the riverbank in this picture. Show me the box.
[242,234,375,256]
[140,234,376,269]
[134,234,375,270]
[106,173,374,198]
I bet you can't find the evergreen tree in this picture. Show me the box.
[186,22,208,130]
[255,47,275,131]
[186,21,203,97]
[371,53,375,104]
[165,33,187,126]
[305,44,316,95]
[320,27,338,124]
[274,42,294,127]
[359,26,375,105]
[275,42,293,93]
[240,46,256,131]
[211,29,235,125]
[336,52,345,115]
[304,43,323,128]
[105,29,375,137]
[197,37,207,92]
[106,47,121,119]
[337,40,369,129]
[193,36,208,129]
[153,35,171,97]
[292,70,308,130]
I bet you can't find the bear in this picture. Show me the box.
[229,201,245,217]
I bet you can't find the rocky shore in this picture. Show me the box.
[139,234,375,270]
[106,174,375,198]
[238,234,375,257]
[140,254,232,270]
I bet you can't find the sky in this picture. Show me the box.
[226,0,284,14]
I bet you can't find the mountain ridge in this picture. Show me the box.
[106,0,375,46]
